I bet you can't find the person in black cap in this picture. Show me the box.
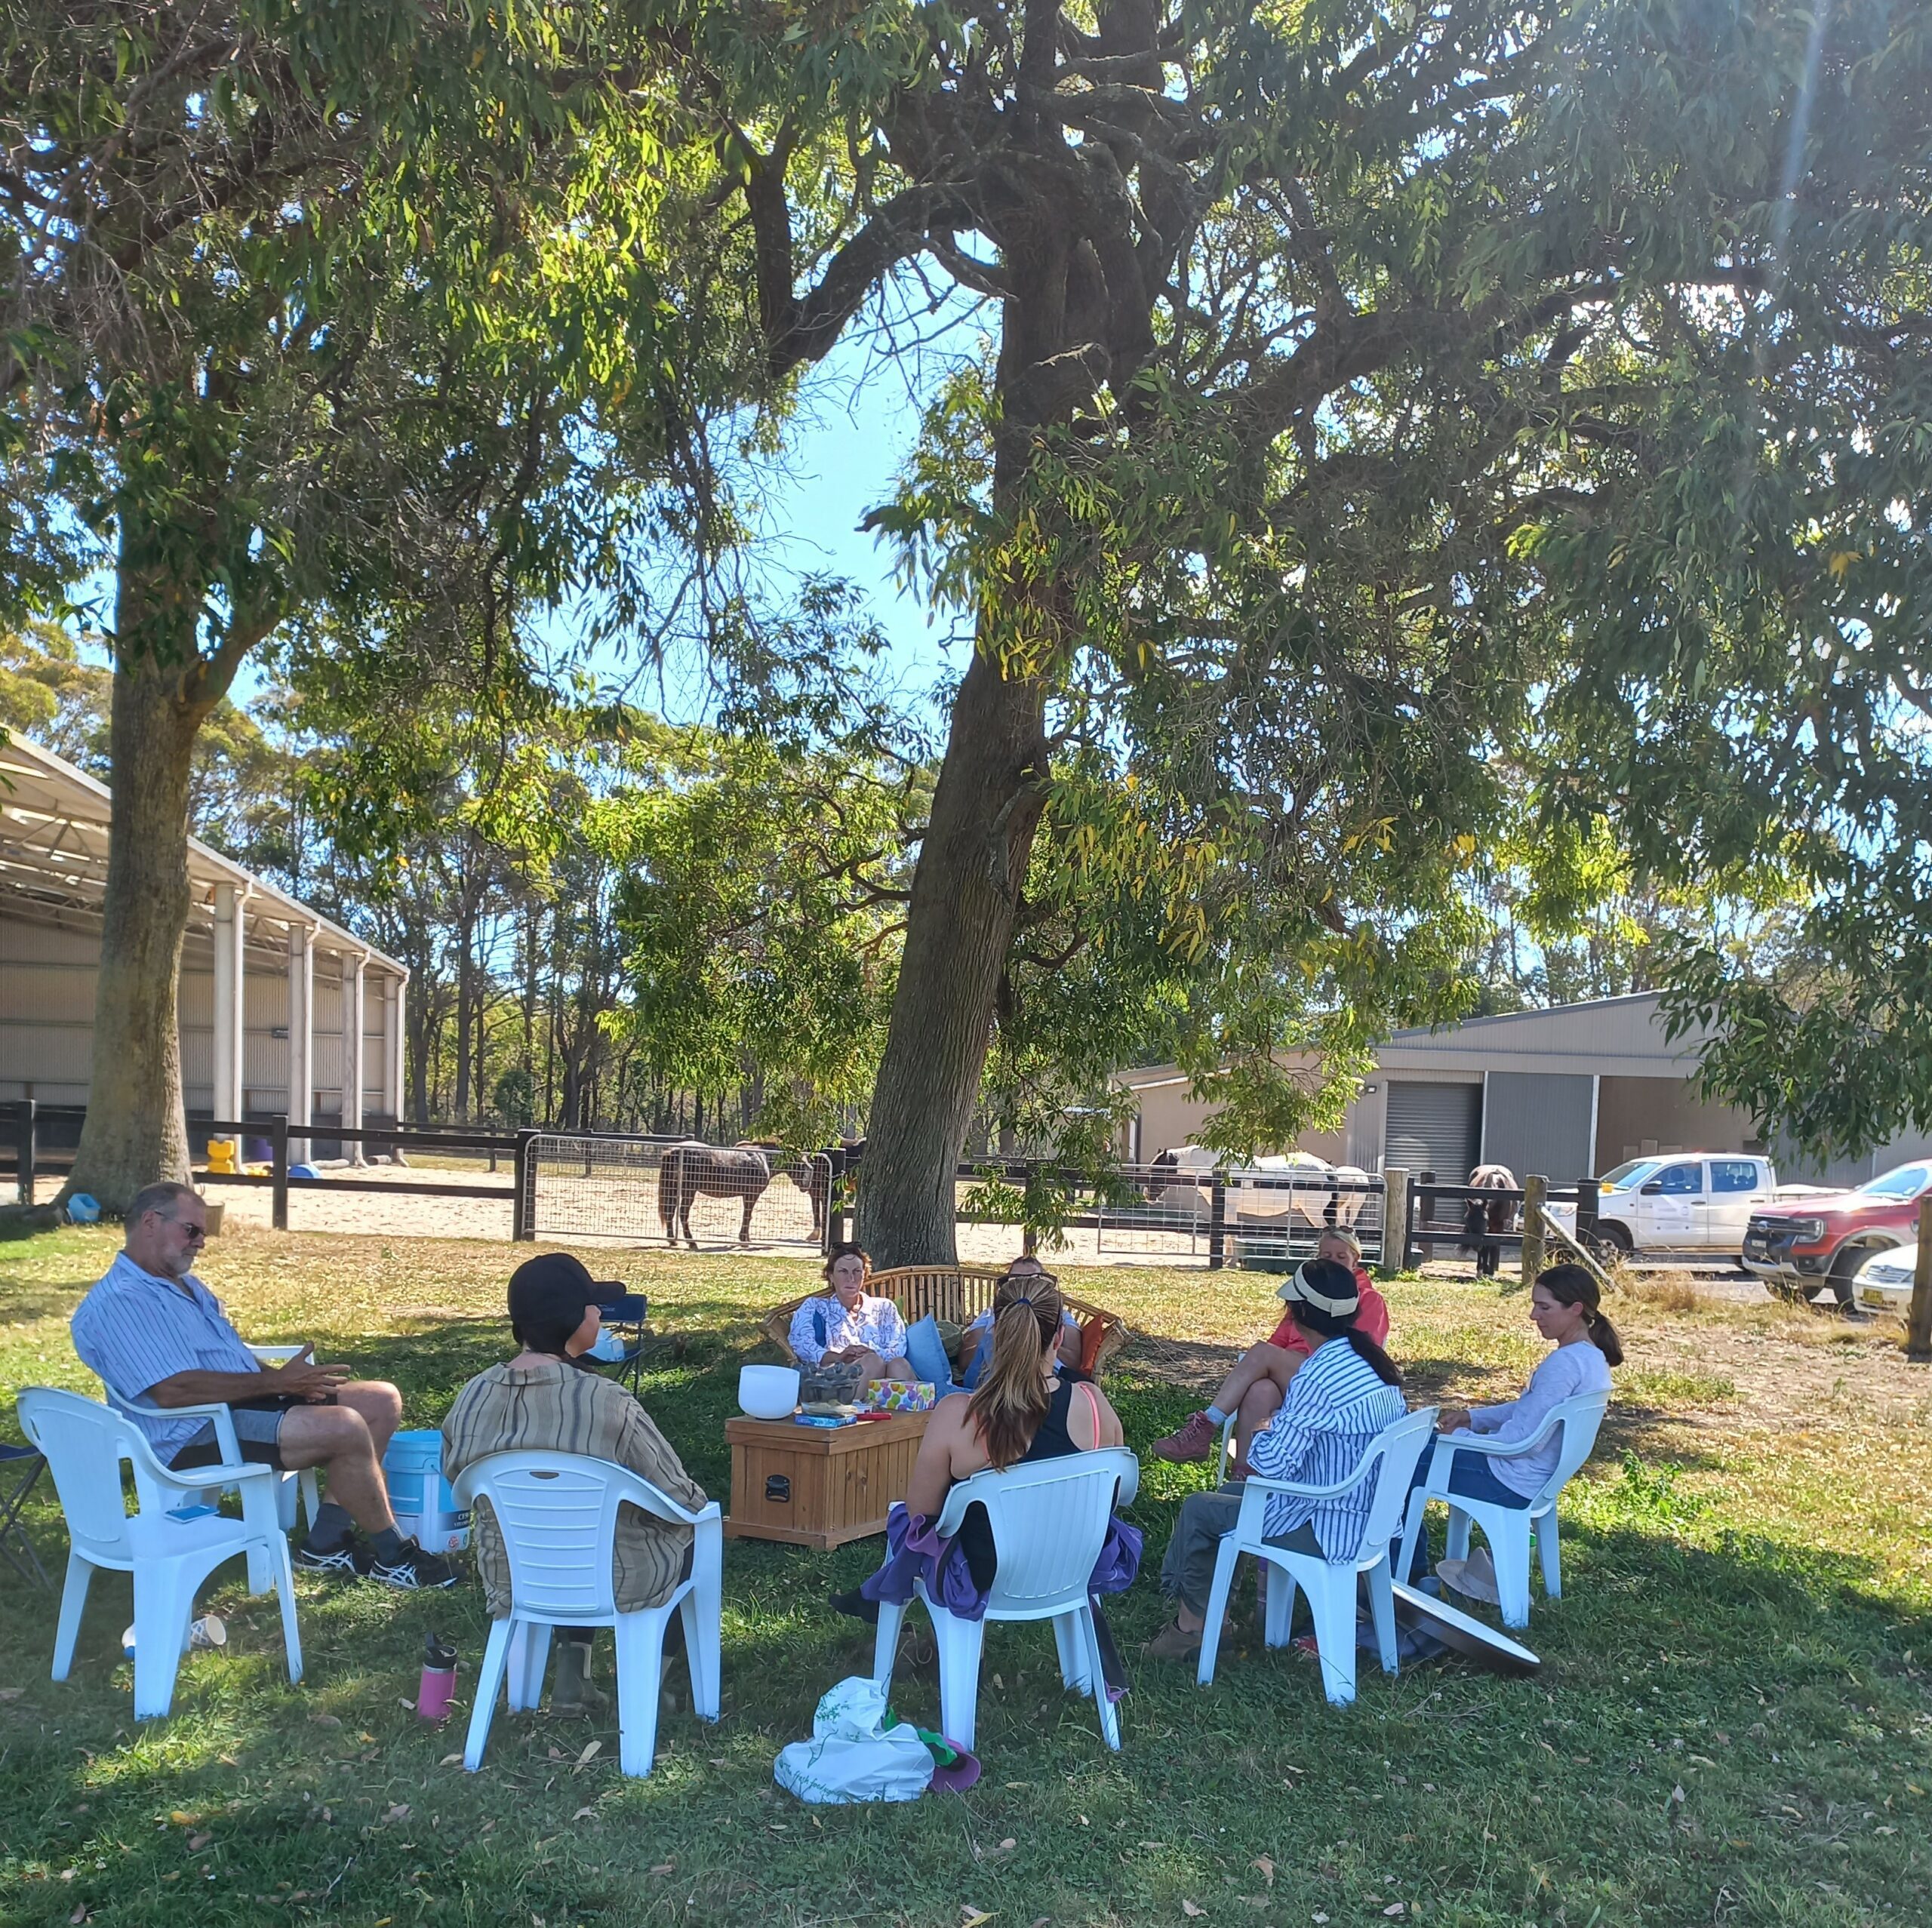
[442,1252,708,1717]
[1147,1256,1407,1661]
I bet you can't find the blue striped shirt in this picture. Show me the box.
[70,1251,264,1461]
[1247,1336,1408,1560]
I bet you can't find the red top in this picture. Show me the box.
[1267,1267,1389,1355]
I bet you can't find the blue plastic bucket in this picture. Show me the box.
[383,1430,469,1552]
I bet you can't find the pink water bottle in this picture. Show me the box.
[417,1632,457,1720]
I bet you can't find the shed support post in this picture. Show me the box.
[342,955,366,1165]
[211,883,246,1145]
[1382,1167,1409,1276]
[286,927,314,1162]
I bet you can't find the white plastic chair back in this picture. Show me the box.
[452,1450,690,1625]
[1353,1407,1440,1559]
[1521,1391,1611,1511]
[934,1448,1138,1619]
[18,1387,155,1563]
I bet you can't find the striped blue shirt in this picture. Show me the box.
[1247,1336,1408,1560]
[70,1251,264,1461]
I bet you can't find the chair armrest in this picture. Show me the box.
[1435,1424,1561,1462]
[247,1343,307,1364]
[158,1458,275,1488]
[1239,1469,1366,1503]
[160,1400,243,1465]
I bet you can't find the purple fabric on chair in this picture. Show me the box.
[859,1503,1143,1622]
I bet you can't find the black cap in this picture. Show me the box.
[509,1252,601,1345]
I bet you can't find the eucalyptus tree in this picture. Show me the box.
[650,0,1925,1259]
[1,3,739,1204]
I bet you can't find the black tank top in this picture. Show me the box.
[956,1376,1092,1590]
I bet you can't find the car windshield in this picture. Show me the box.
[1598,1158,1663,1192]
[1858,1164,1932,1200]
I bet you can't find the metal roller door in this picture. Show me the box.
[1481,1072,1596,1185]
[1385,1081,1482,1184]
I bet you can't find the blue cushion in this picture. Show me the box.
[903,1315,956,1394]
[959,1326,994,1391]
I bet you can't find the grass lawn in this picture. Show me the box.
[2,1225,1930,1927]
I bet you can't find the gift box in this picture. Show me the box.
[863,1379,939,1413]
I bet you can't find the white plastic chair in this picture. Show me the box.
[870,1447,1140,1753]
[17,1387,301,1720]
[451,1451,722,1779]
[1195,1406,1438,1706]
[1396,1390,1610,1628]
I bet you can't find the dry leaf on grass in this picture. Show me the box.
[1182,1905,1205,1919]
[961,1909,998,1927]
[1251,1856,1275,1886]
[186,1833,211,1851]
[650,1862,675,1875]
[439,1754,465,1768]
[572,1807,597,1822]
[0,1687,25,1701]
[576,1740,601,1766]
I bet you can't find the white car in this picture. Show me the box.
[1546,1152,1779,1255]
[1854,1243,1923,1314]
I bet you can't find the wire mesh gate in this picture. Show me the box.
[525,1134,833,1250]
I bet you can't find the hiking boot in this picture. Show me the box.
[369,1540,458,1591]
[294,1537,370,1579]
[1151,1410,1219,1463]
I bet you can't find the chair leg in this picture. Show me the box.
[685,1529,723,1722]
[1366,1557,1399,1675]
[612,1611,666,1779]
[300,1469,321,1533]
[270,1530,303,1686]
[678,1586,720,1723]
[1397,1488,1431,1585]
[1054,1610,1091,1693]
[1486,1514,1534,1629]
[1263,1561,1300,1649]
[51,1551,93,1681]
[1444,1506,1472,1562]
[931,1608,986,1754]
[871,1599,908,1693]
[1078,1606,1120,1751]
[131,1567,193,1720]
[463,1618,515,1771]
[1535,1508,1562,1601]
[1303,1570,1360,1708]
[1195,1536,1243,1688]
[506,1622,552,1712]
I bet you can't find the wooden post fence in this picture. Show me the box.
[270,1114,289,1232]
[1519,1173,1548,1284]
[14,1098,33,1208]
[1382,1166,1410,1275]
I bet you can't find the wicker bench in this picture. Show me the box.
[762,1264,1130,1378]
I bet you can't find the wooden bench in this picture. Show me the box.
[763,1264,1131,1378]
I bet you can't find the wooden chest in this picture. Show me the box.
[723,1410,931,1550]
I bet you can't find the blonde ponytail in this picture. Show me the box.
[968,1270,1065,1469]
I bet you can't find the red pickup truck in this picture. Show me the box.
[1742,1161,1932,1305]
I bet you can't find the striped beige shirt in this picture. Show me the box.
[442,1358,708,1618]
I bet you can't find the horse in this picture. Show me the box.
[1463,1163,1520,1277]
[657,1141,817,1249]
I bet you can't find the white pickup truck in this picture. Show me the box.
[1546,1152,1780,1256]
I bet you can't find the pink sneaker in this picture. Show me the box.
[1152,1410,1220,1462]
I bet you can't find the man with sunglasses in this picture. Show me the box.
[70,1182,454,1589]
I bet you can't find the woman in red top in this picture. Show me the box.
[1152,1228,1391,1474]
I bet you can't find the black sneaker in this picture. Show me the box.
[294,1538,370,1578]
[369,1540,458,1590]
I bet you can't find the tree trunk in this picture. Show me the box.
[62,647,205,1210]
[858,647,1048,1264]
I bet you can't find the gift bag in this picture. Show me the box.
[774,1675,936,1805]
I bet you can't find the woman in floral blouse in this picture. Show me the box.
[788,1243,916,1384]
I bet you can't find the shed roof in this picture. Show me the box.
[0,733,405,980]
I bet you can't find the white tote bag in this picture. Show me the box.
[774,1675,935,1805]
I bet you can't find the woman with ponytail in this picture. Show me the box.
[1407,1264,1620,1564]
[835,1269,1134,1647]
